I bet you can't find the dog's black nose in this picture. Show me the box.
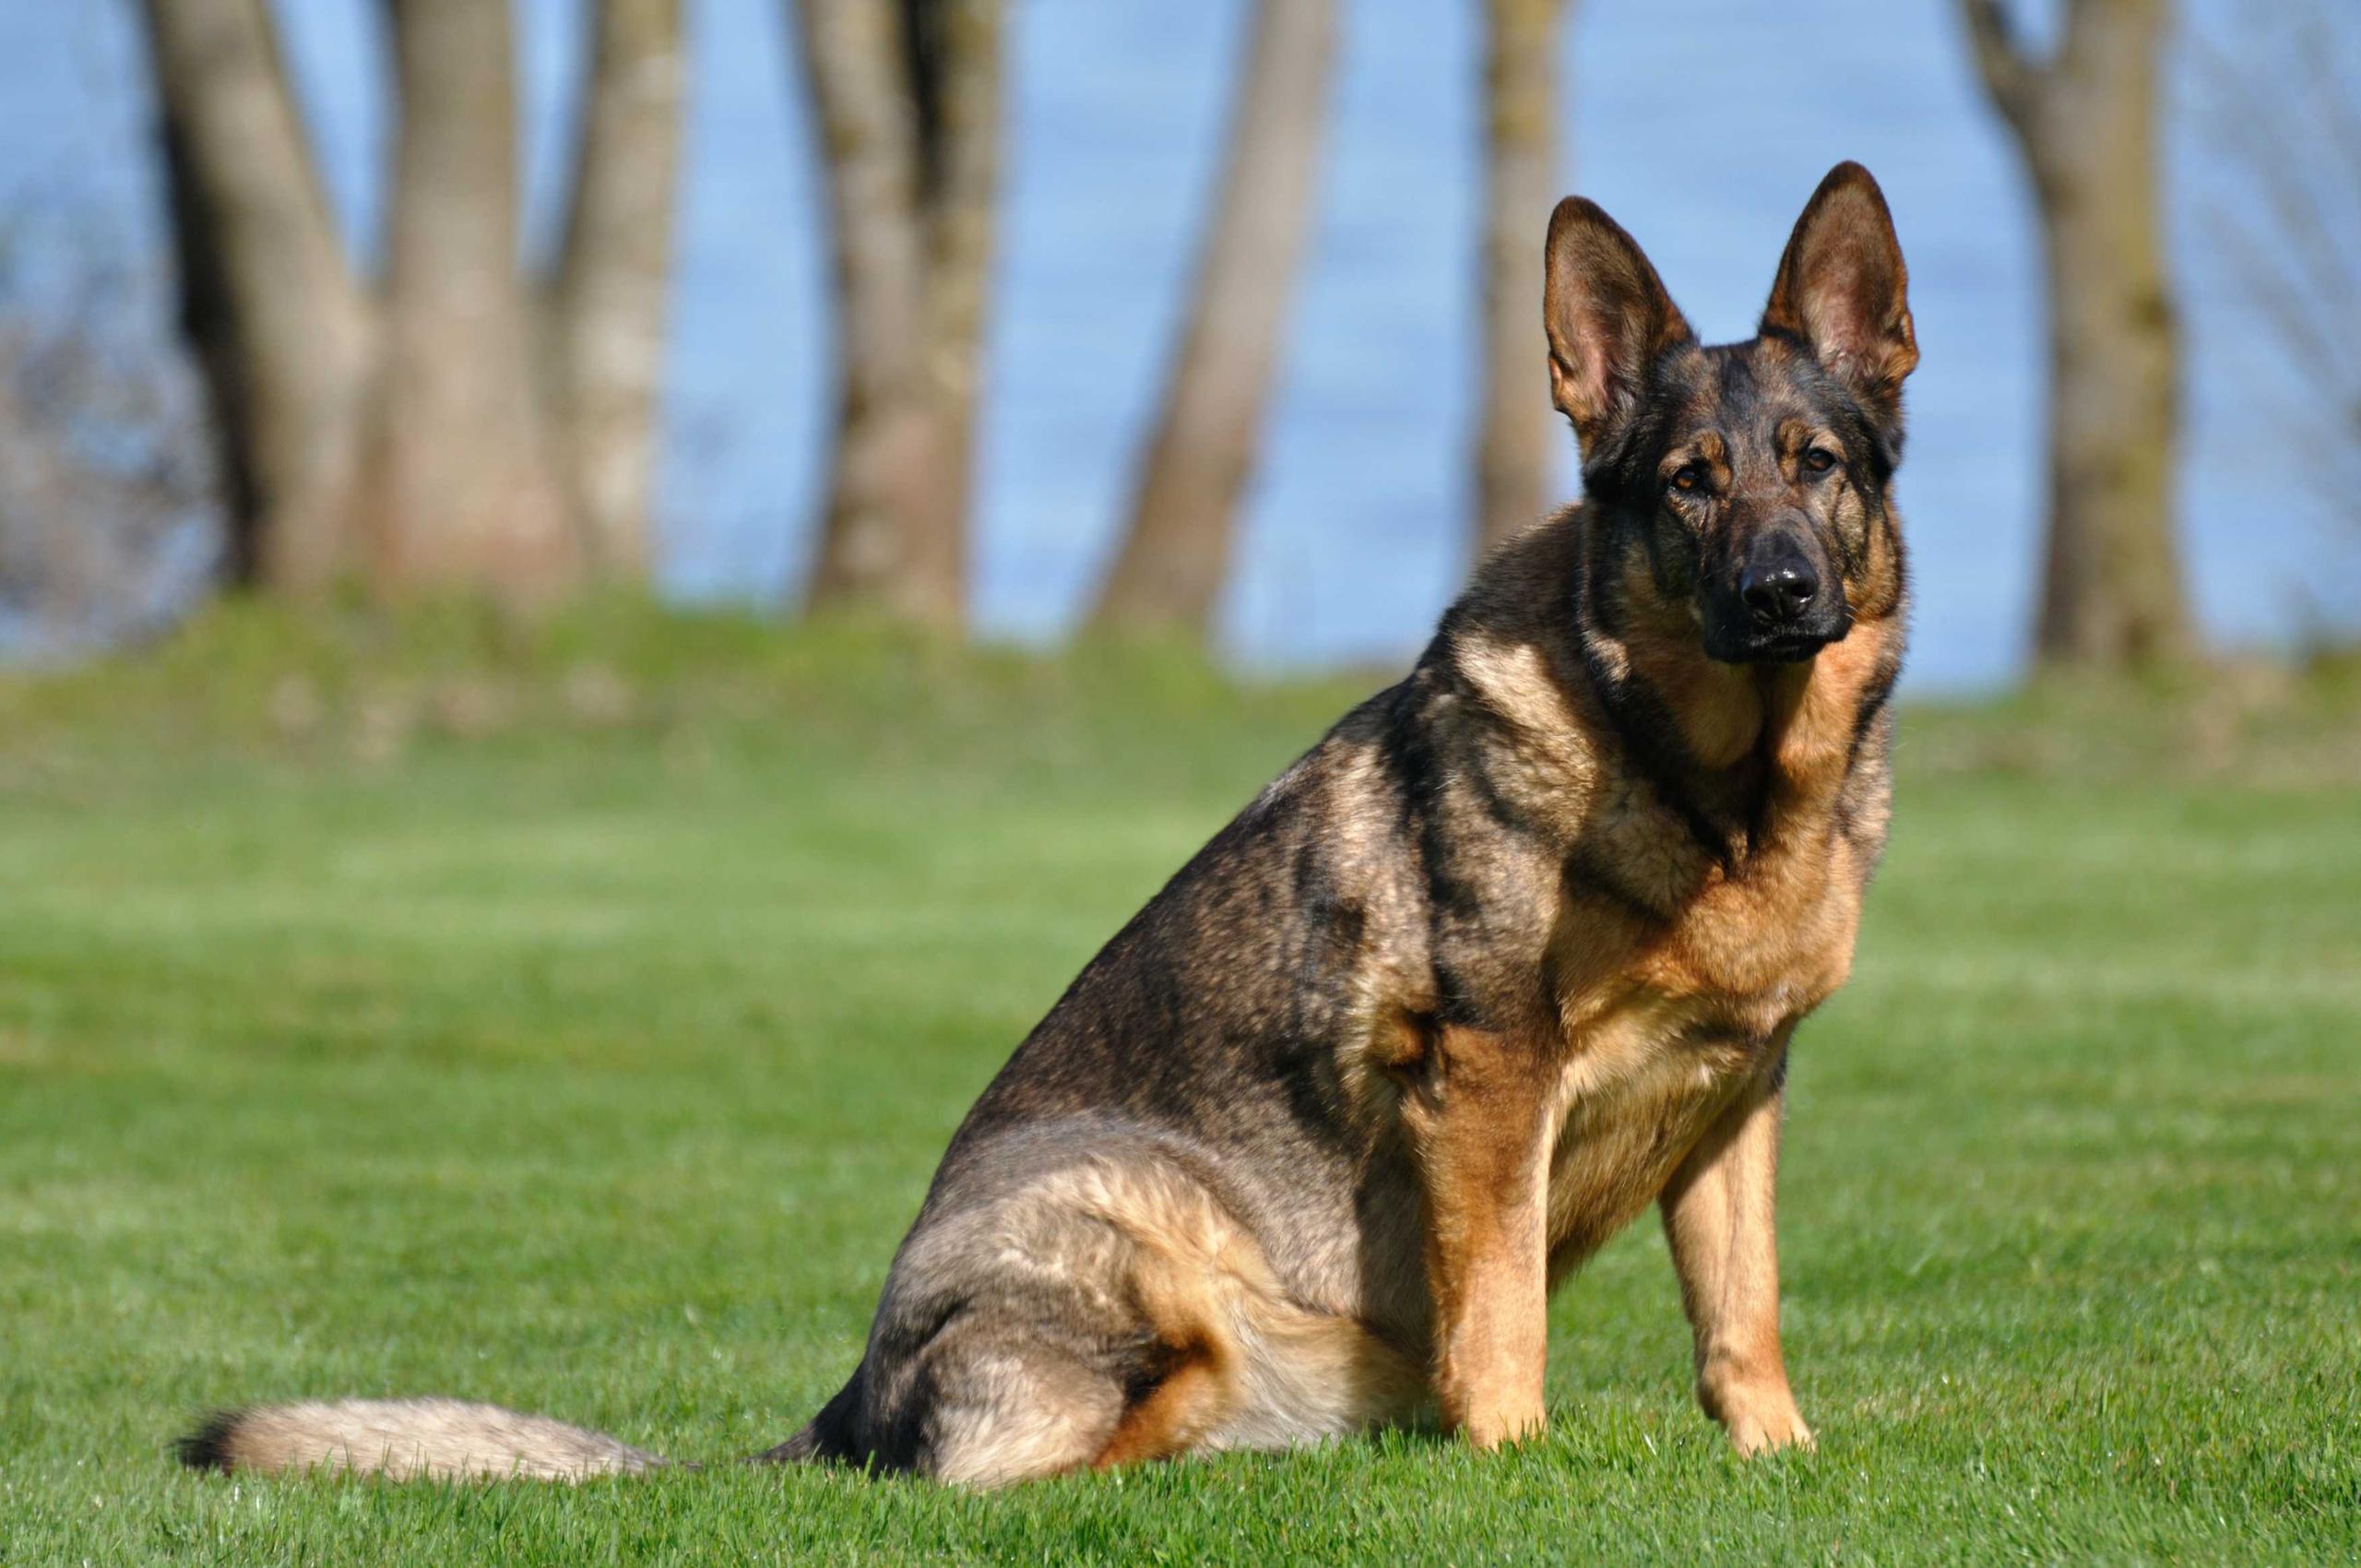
[1739,537,1820,626]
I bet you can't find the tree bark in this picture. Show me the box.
[142,0,681,608]
[1963,0,2194,669]
[908,0,1002,621]
[374,0,579,598]
[796,0,981,625]
[1473,0,1570,561]
[1088,0,1336,638]
[137,0,374,590]
[547,0,686,580]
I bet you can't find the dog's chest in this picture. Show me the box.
[1562,801,1869,1036]
[1536,837,1865,1267]
[1537,992,1764,1271]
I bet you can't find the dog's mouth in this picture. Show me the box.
[1701,611,1852,666]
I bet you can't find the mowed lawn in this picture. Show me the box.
[1,613,2356,1564]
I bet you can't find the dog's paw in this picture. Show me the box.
[1701,1372,1813,1457]
[1461,1403,1548,1451]
[1723,1404,1814,1457]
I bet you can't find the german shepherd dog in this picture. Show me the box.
[181,163,1916,1488]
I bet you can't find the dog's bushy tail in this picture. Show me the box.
[175,1398,666,1482]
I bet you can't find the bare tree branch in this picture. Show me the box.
[0,230,216,653]
[2189,0,2361,535]
[1958,0,2047,135]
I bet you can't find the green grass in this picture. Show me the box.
[2,604,2356,1564]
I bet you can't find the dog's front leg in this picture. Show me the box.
[1658,1049,1812,1455]
[1406,1025,1554,1449]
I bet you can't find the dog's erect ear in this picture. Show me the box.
[1544,197,1692,457]
[1761,162,1917,434]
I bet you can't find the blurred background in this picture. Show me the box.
[1,0,2355,686]
[6,9,2361,1556]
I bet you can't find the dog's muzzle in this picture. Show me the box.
[1703,527,1850,663]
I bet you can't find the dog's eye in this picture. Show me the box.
[1668,465,1705,495]
[1802,446,1839,475]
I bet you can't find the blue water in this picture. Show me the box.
[5,0,2355,687]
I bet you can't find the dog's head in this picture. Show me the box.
[1546,162,1916,665]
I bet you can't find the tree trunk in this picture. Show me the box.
[1963,0,2193,670]
[1088,0,1336,638]
[143,0,680,608]
[547,0,686,580]
[137,0,374,591]
[796,0,955,624]
[1473,0,1570,561]
[373,0,578,599]
[908,0,1002,619]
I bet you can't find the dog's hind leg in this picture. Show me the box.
[824,1149,1259,1485]
[907,1328,1134,1486]
[796,1133,1419,1485]
[1091,1336,1235,1469]
[910,1308,1250,1483]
